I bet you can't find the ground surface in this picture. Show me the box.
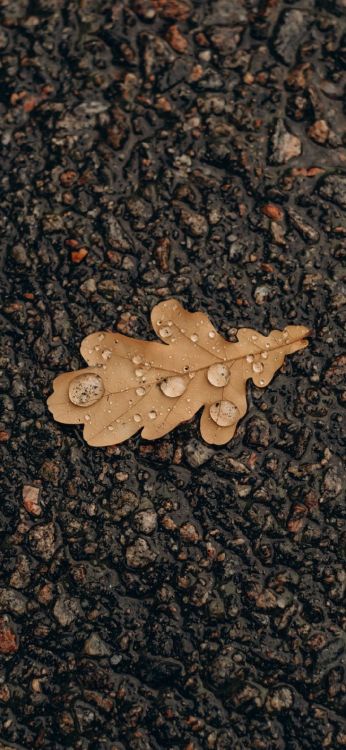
[0,0,345,749]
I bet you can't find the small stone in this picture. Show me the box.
[287,209,320,243]
[270,119,302,165]
[317,173,346,210]
[126,537,157,568]
[323,467,342,497]
[245,416,270,449]
[28,522,57,561]
[272,10,307,66]
[180,522,200,543]
[267,687,294,712]
[180,208,208,237]
[323,355,346,386]
[0,616,19,654]
[184,439,214,468]
[84,633,111,657]
[165,24,188,53]
[53,596,81,627]
[22,485,42,516]
[0,589,27,615]
[307,119,329,145]
[133,510,157,534]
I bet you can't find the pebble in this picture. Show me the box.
[270,119,302,164]
[125,537,157,568]
[28,522,57,561]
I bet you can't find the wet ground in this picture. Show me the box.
[0,0,345,748]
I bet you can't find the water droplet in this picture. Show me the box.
[210,400,239,427]
[265,342,270,349]
[135,368,144,377]
[246,354,254,363]
[190,333,198,342]
[160,376,187,398]
[252,362,264,373]
[136,387,146,396]
[183,365,189,371]
[132,354,142,365]
[97,334,105,341]
[181,328,185,334]
[261,351,268,359]
[69,373,105,407]
[189,372,195,379]
[159,326,172,338]
[167,320,173,326]
[148,410,157,420]
[208,331,216,339]
[259,379,265,385]
[102,349,112,360]
[84,414,91,421]
[94,346,100,351]
[133,414,141,423]
[207,363,230,387]
[251,335,258,342]
[108,425,114,431]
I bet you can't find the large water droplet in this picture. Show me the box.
[133,414,141,423]
[190,333,198,342]
[136,387,146,396]
[252,362,264,373]
[160,376,187,398]
[209,400,239,427]
[132,354,142,365]
[69,373,104,407]
[207,363,230,387]
[148,410,157,420]
[159,326,172,338]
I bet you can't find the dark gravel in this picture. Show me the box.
[0,1,345,749]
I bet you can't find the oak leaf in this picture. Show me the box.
[47,299,310,446]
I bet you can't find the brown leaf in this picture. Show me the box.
[47,299,310,447]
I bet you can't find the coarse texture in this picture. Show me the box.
[48,298,310,445]
[0,1,345,749]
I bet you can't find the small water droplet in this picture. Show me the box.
[97,334,105,341]
[167,320,173,326]
[84,414,90,421]
[261,351,268,359]
[136,387,146,396]
[259,378,265,385]
[190,333,198,342]
[133,414,141,423]
[160,376,187,398]
[135,368,144,377]
[148,409,157,420]
[210,400,239,427]
[95,345,100,351]
[132,354,142,365]
[183,365,189,371]
[207,363,230,387]
[108,425,114,431]
[189,372,195,379]
[265,342,270,349]
[69,373,105,407]
[159,326,172,338]
[181,328,185,334]
[102,349,112,360]
[246,354,254,363]
[252,362,264,373]
[251,335,258,342]
[208,331,216,339]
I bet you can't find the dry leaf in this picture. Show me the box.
[47,299,310,446]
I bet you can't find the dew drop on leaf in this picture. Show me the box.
[208,331,216,338]
[135,368,144,377]
[209,400,239,427]
[136,387,146,396]
[160,326,172,338]
[132,355,142,365]
[261,351,268,359]
[160,376,187,397]
[246,354,254,363]
[68,373,105,407]
[253,362,264,373]
[102,349,112,360]
[148,410,157,420]
[190,333,198,342]
[207,363,230,387]
[133,414,141,422]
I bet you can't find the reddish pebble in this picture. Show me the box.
[261,203,285,221]
[71,248,88,263]
[0,617,19,654]
[22,485,42,516]
[166,25,188,53]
